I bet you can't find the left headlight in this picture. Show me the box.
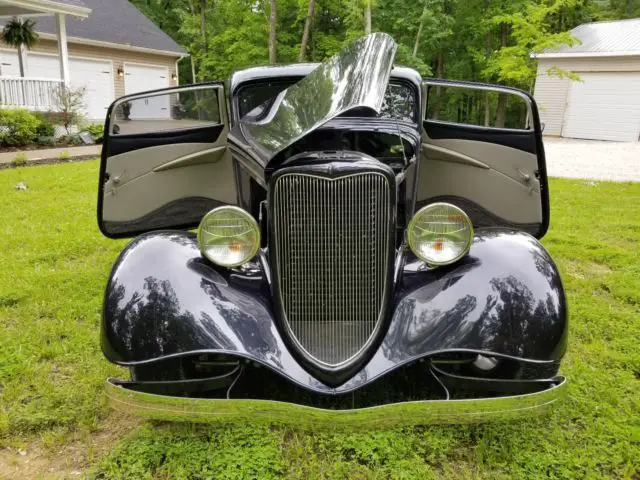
[407,203,473,266]
[197,206,260,267]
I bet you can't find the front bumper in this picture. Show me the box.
[105,375,566,428]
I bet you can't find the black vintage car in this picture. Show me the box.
[99,34,567,427]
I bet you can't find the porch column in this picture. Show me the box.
[55,13,70,86]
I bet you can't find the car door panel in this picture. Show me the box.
[98,83,237,238]
[419,80,548,238]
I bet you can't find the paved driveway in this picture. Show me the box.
[543,137,640,182]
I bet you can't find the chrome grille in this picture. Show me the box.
[272,172,392,366]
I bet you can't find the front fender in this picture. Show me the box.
[101,229,567,393]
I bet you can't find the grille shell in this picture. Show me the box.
[271,170,393,367]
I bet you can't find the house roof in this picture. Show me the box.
[50,0,86,6]
[0,0,90,18]
[536,18,640,58]
[28,0,185,56]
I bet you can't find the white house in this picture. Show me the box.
[0,0,186,121]
[533,18,640,142]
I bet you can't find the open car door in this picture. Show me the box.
[418,80,549,238]
[98,83,237,238]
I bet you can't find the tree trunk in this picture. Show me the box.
[17,44,27,78]
[269,0,277,64]
[298,0,315,62]
[364,0,371,35]
[483,27,491,126]
[190,55,197,83]
[495,22,508,128]
[495,92,507,128]
[433,52,444,120]
[200,0,207,52]
[412,1,427,58]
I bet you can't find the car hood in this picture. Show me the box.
[228,33,397,168]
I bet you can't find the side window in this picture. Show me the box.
[425,84,532,130]
[110,86,221,136]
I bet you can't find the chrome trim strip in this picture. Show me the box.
[105,376,567,428]
[272,171,393,368]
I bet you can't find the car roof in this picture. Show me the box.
[228,63,422,95]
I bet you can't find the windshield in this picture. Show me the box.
[237,81,416,123]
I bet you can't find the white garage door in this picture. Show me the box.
[0,51,59,78]
[0,51,113,121]
[69,58,113,121]
[124,63,170,119]
[563,72,640,142]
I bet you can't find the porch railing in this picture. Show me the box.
[0,77,64,111]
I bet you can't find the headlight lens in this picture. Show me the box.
[197,206,260,267]
[407,203,473,265]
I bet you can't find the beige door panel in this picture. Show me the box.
[422,137,539,183]
[421,143,489,169]
[105,142,227,186]
[153,146,227,172]
[418,158,542,224]
[103,150,236,222]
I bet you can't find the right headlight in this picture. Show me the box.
[197,206,260,267]
[407,203,473,266]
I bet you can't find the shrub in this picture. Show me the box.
[32,112,56,137]
[84,123,104,143]
[11,152,27,166]
[36,136,56,147]
[52,85,87,134]
[0,109,40,146]
[60,134,83,146]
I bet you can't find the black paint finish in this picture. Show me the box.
[423,120,537,154]
[416,195,540,236]
[101,228,568,393]
[103,197,225,236]
[106,124,225,157]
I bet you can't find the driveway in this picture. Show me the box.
[543,137,640,182]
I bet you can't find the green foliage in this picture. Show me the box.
[0,108,41,146]
[1,161,638,477]
[1,17,38,49]
[84,123,104,143]
[483,0,581,89]
[52,85,87,135]
[96,425,287,479]
[33,111,56,137]
[10,152,27,166]
[133,0,636,98]
[57,151,70,160]
[36,136,56,147]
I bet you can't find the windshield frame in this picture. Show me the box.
[231,77,420,127]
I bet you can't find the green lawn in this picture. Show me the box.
[0,160,638,479]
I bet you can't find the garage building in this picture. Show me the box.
[533,18,640,142]
[0,0,185,121]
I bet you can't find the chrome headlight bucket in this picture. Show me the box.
[197,206,260,267]
[407,203,474,266]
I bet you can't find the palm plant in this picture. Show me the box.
[2,18,39,77]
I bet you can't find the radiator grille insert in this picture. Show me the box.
[272,172,392,366]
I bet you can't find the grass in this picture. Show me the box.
[0,160,638,479]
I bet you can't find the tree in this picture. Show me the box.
[52,85,87,134]
[364,0,372,34]
[1,18,38,78]
[299,0,316,61]
[269,0,277,63]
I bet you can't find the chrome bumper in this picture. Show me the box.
[105,376,567,428]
